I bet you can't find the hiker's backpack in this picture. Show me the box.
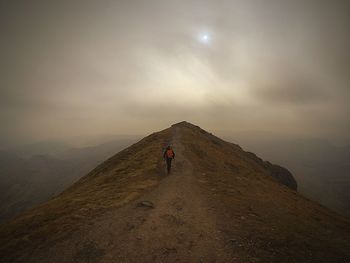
[166,149,174,158]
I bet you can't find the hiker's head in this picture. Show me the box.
[167,145,171,150]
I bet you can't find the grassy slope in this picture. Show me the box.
[1,122,349,262]
[179,123,350,262]
[0,128,171,261]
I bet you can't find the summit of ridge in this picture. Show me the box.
[171,121,201,129]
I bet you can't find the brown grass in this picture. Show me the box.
[180,122,350,262]
[0,128,172,261]
[1,122,350,262]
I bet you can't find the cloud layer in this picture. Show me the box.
[1,0,349,146]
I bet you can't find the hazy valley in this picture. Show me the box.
[1,132,349,224]
[0,137,138,222]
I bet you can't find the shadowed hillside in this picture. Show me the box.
[0,122,349,263]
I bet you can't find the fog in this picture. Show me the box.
[1,0,349,148]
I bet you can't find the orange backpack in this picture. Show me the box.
[166,149,174,158]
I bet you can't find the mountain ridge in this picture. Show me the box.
[172,121,297,190]
[0,121,349,262]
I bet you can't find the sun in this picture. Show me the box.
[198,33,210,44]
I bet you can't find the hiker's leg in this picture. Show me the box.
[166,159,169,172]
[166,158,171,173]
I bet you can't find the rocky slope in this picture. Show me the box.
[0,122,349,263]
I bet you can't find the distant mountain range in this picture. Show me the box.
[1,132,349,226]
[224,136,350,217]
[0,138,139,222]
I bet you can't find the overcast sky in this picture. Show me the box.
[1,0,349,147]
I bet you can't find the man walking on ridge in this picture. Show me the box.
[163,145,175,174]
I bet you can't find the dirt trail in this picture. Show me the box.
[7,122,350,263]
[38,126,233,263]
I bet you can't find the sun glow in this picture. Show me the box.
[198,32,211,44]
